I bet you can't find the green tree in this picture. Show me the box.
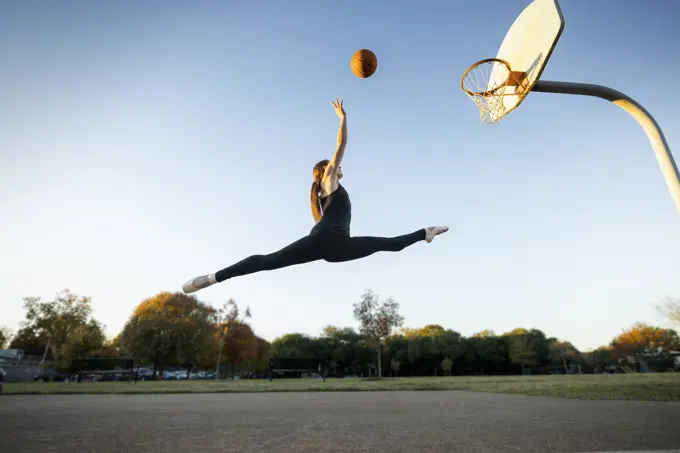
[434,329,465,367]
[407,337,423,374]
[421,336,441,374]
[353,289,405,378]
[390,358,401,376]
[96,335,122,358]
[9,325,50,356]
[504,328,551,372]
[60,319,107,362]
[319,326,363,372]
[467,335,506,374]
[385,336,409,374]
[271,333,316,357]
[586,346,614,369]
[250,336,272,373]
[177,304,220,378]
[548,339,580,372]
[441,357,453,376]
[22,289,95,377]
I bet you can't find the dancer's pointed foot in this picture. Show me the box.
[425,226,449,243]
[182,273,217,294]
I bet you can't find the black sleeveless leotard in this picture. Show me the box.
[309,184,352,236]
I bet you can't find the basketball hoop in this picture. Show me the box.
[460,58,528,124]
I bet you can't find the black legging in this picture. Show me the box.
[215,229,426,282]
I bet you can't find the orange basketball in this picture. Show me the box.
[351,49,378,78]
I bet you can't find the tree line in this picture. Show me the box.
[2,289,679,378]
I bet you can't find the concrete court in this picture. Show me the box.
[1,391,679,453]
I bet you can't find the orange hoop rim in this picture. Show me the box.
[460,58,514,97]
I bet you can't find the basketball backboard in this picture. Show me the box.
[459,0,680,217]
[461,0,565,123]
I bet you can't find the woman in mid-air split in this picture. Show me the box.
[182,98,449,294]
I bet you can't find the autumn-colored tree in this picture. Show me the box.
[119,292,216,377]
[421,324,447,337]
[214,299,254,378]
[400,327,420,338]
[216,322,257,375]
[401,324,446,338]
[610,323,680,358]
[472,329,496,338]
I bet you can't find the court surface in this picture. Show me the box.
[1,391,679,453]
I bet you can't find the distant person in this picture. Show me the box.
[318,363,327,382]
[182,99,448,294]
[268,357,275,382]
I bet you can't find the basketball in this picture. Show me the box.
[351,49,378,78]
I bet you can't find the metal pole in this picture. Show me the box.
[533,80,680,217]
[40,338,51,365]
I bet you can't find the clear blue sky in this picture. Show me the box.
[2,0,679,352]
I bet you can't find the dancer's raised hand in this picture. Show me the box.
[331,98,345,118]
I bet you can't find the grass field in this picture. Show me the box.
[3,373,680,401]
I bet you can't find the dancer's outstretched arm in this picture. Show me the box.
[323,98,347,191]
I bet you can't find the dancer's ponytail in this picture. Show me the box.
[310,181,322,223]
[310,159,329,223]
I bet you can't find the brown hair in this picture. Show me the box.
[310,159,329,223]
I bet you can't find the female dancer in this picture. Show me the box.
[182,99,448,294]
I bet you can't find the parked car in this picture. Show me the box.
[33,371,71,382]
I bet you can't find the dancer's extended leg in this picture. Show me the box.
[323,226,448,263]
[216,235,323,281]
[182,235,323,293]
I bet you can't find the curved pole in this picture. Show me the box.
[533,80,680,217]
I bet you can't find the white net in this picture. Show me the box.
[461,59,524,125]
